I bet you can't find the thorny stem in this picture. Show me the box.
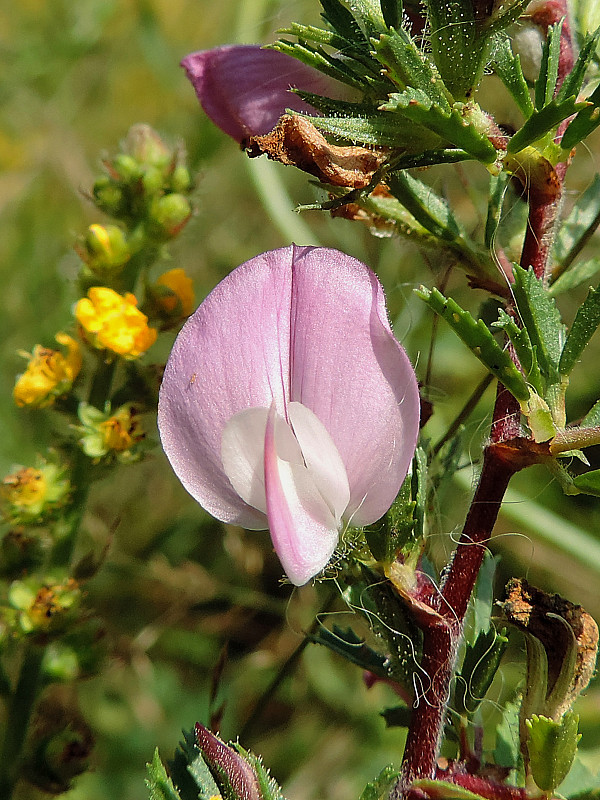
[395,5,574,793]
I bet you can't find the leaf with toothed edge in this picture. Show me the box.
[491,34,534,117]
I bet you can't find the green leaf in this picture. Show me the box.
[561,81,600,149]
[511,264,566,382]
[416,286,531,402]
[365,473,416,562]
[490,34,534,117]
[494,694,523,770]
[381,706,411,728]
[309,624,389,676]
[359,765,401,800]
[146,750,182,800]
[553,174,600,266]
[320,0,368,46]
[168,728,222,800]
[372,28,450,108]
[550,256,600,296]
[556,25,600,102]
[582,398,600,427]
[272,40,382,92]
[379,0,401,30]
[507,96,589,153]
[485,171,509,250]
[559,286,600,374]
[235,747,286,800]
[455,626,509,714]
[492,308,543,394]
[338,0,387,38]
[425,0,482,99]
[387,172,463,242]
[535,20,563,109]
[527,712,581,793]
[412,779,490,799]
[382,89,498,161]
[573,468,600,496]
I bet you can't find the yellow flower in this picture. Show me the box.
[75,287,157,359]
[77,402,146,463]
[13,333,82,408]
[155,268,195,317]
[1,459,70,523]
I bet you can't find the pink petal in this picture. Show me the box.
[158,250,295,529]
[181,45,343,142]
[264,404,340,586]
[286,246,420,525]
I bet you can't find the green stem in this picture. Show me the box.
[0,641,45,799]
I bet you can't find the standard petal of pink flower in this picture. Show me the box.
[158,245,420,585]
[181,44,345,142]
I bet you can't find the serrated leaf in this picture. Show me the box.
[561,81,600,149]
[416,286,531,401]
[557,25,600,102]
[491,34,534,117]
[235,747,286,800]
[359,765,401,800]
[554,174,600,266]
[559,286,600,374]
[169,729,222,800]
[320,0,368,45]
[382,89,498,161]
[535,19,563,109]
[310,624,389,675]
[527,712,580,792]
[492,308,543,393]
[372,29,450,108]
[146,750,183,800]
[272,40,379,92]
[573,468,600,496]
[494,694,522,770]
[511,264,566,382]
[507,96,589,153]
[338,0,387,38]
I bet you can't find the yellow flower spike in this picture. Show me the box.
[13,333,82,408]
[75,286,157,359]
[155,268,195,317]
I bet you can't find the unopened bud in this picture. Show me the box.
[79,224,130,276]
[148,194,192,239]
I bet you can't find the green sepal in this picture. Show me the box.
[573,468,600,497]
[550,256,600,296]
[526,712,581,793]
[492,308,543,394]
[359,765,401,800]
[490,34,534,117]
[411,779,490,799]
[511,264,565,383]
[455,626,509,714]
[559,286,600,374]
[365,474,416,563]
[372,29,450,108]
[309,624,389,676]
[553,174,600,268]
[416,286,531,402]
[507,96,589,154]
[146,749,182,800]
[485,172,509,250]
[535,19,563,110]
[382,90,498,162]
[561,81,600,149]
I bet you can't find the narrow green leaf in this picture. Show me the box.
[412,779,489,800]
[320,0,369,45]
[582,398,600,427]
[387,172,463,241]
[550,256,600,296]
[365,473,416,562]
[485,171,509,249]
[338,0,387,38]
[382,89,498,161]
[280,23,352,49]
[359,765,401,800]
[507,96,588,153]
[455,626,509,714]
[494,695,523,770]
[491,34,534,117]
[310,625,389,675]
[560,81,600,149]
[379,0,401,30]
[492,308,543,393]
[146,750,182,800]
[553,174,600,266]
[535,19,563,109]
[511,264,566,382]
[527,712,580,793]
[372,28,450,108]
[381,706,411,728]
[272,40,380,92]
[556,25,600,102]
[573,468,600,496]
[559,286,600,374]
[416,286,531,401]
[425,0,483,99]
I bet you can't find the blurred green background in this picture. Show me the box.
[1,0,600,798]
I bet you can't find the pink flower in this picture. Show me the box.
[158,246,420,585]
[181,45,344,142]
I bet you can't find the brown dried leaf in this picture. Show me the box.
[245,114,387,189]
